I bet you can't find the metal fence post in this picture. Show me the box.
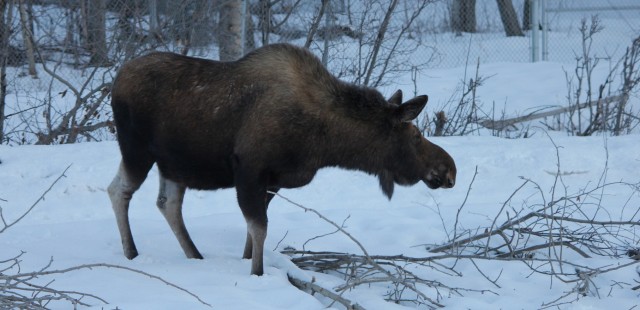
[530,0,540,62]
[541,0,548,61]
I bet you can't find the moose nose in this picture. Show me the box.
[445,177,455,188]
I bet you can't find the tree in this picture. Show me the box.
[82,0,109,66]
[243,1,255,52]
[496,0,524,36]
[218,0,243,61]
[257,0,270,46]
[18,0,36,77]
[0,0,11,143]
[522,0,531,31]
[450,0,476,34]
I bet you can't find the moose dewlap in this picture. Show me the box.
[107,43,456,276]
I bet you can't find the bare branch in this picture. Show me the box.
[0,165,70,234]
[304,0,329,49]
[5,262,212,307]
[363,0,398,86]
[273,191,499,308]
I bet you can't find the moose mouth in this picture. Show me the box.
[424,178,442,189]
[424,175,455,189]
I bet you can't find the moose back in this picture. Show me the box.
[107,43,456,275]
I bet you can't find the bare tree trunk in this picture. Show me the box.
[218,0,243,61]
[82,0,109,66]
[257,0,270,46]
[149,0,158,35]
[116,1,138,61]
[522,0,531,31]
[450,0,476,34]
[18,0,36,78]
[496,0,524,37]
[243,1,255,53]
[0,0,12,143]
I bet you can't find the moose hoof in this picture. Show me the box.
[124,250,139,260]
[250,266,264,276]
[188,253,204,260]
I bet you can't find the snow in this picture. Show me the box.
[2,2,640,309]
[2,134,639,309]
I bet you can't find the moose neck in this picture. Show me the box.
[319,85,392,176]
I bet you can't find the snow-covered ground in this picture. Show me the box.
[2,2,640,309]
[2,131,639,309]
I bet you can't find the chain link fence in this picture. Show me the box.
[424,0,640,68]
[1,0,639,144]
[536,0,640,63]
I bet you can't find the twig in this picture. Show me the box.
[303,215,350,251]
[483,179,530,256]
[271,191,446,308]
[270,192,372,259]
[452,166,478,246]
[469,258,501,288]
[0,165,71,234]
[12,263,211,307]
[1,262,212,308]
[273,230,289,251]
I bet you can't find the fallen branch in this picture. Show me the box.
[272,192,494,308]
[274,134,640,308]
[480,95,622,130]
[1,260,212,308]
[429,178,640,260]
[288,275,365,310]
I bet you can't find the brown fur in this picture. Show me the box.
[108,43,456,275]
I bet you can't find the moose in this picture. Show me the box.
[107,43,456,276]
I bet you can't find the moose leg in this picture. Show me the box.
[242,187,279,260]
[156,175,203,259]
[234,166,271,275]
[108,162,146,259]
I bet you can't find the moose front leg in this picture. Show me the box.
[237,191,268,275]
[244,217,267,276]
[242,187,279,260]
[234,164,272,275]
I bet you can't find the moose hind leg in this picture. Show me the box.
[108,162,146,259]
[157,175,203,259]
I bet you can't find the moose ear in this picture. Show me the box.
[395,95,428,123]
[387,89,403,106]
